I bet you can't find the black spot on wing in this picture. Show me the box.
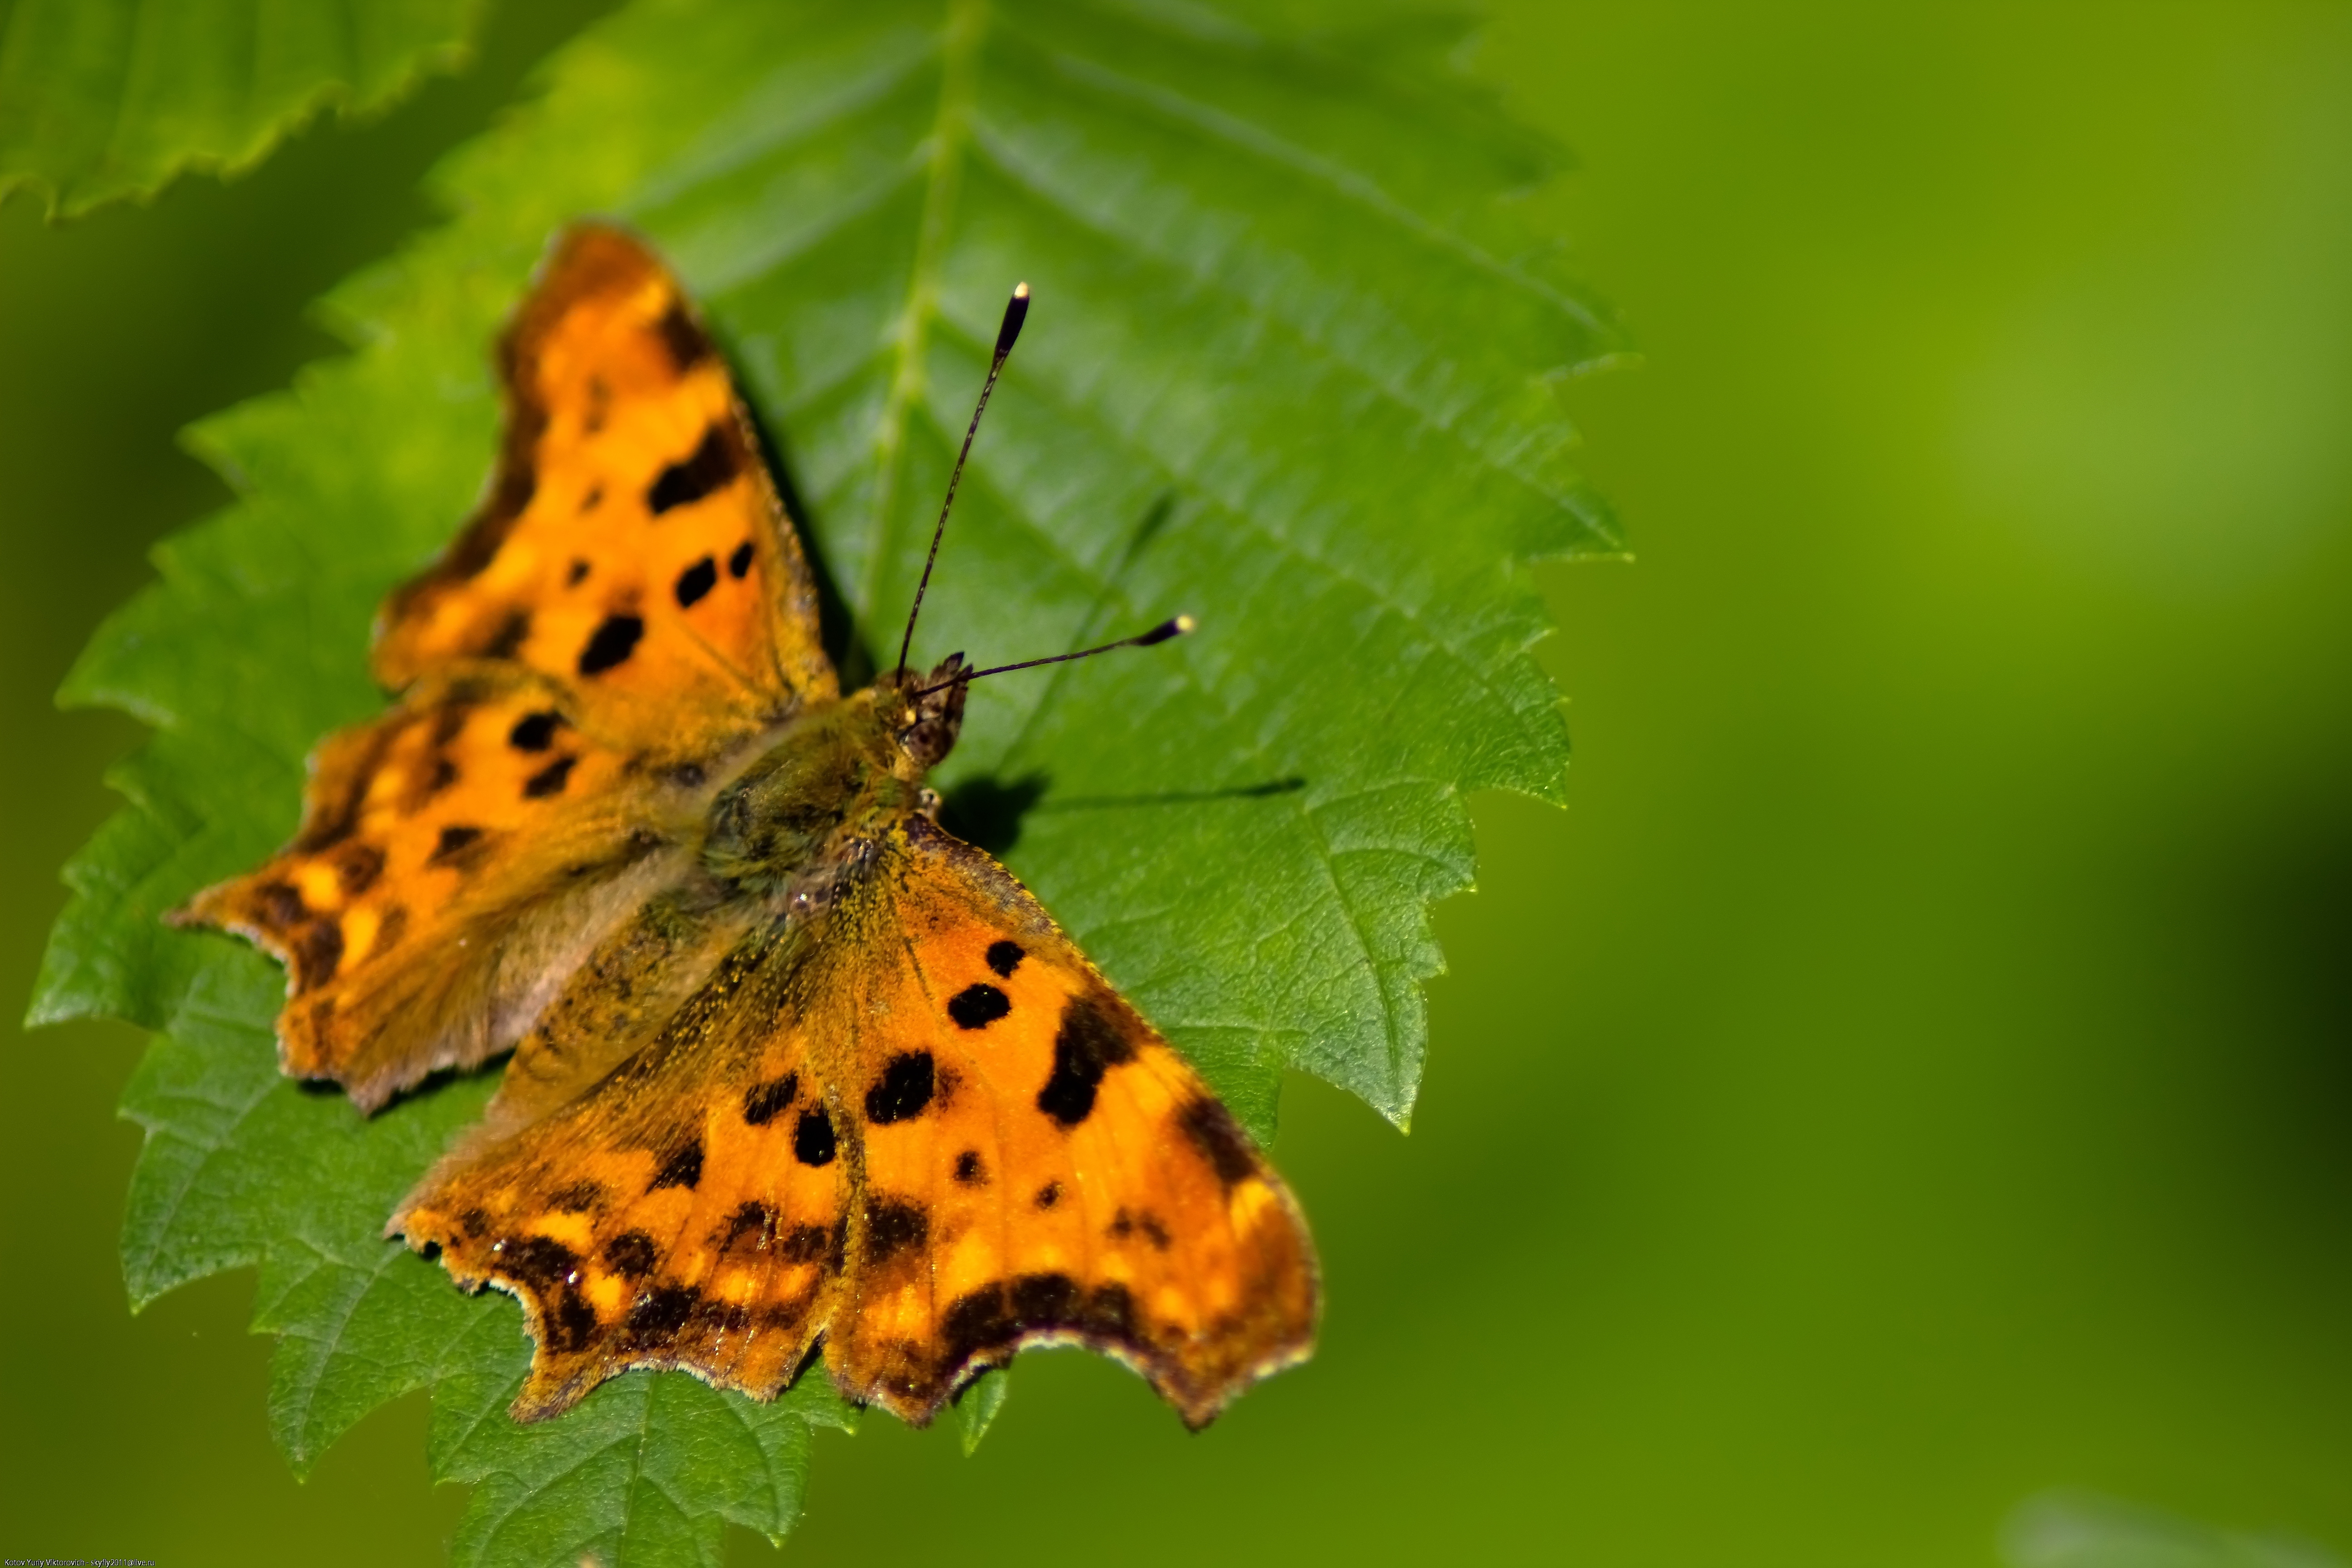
[623,1283,700,1347]
[863,1197,928,1265]
[500,1237,595,1357]
[940,1272,1142,1372]
[1036,992,1134,1127]
[292,919,344,989]
[1085,1280,1138,1339]
[483,609,532,660]
[1034,1181,1060,1210]
[718,1201,777,1255]
[866,1052,936,1124]
[1010,1272,1080,1325]
[647,426,738,515]
[606,1231,657,1279]
[578,613,644,675]
[655,301,710,372]
[1073,993,1136,1064]
[674,554,718,608]
[985,941,1024,978]
[648,1134,704,1192]
[429,824,483,866]
[508,710,562,751]
[942,1285,1013,1366]
[567,557,591,585]
[728,540,754,578]
[493,454,536,524]
[948,983,1010,1030]
[500,1234,579,1294]
[1111,1208,1173,1251]
[1178,1097,1257,1189]
[794,1107,836,1167]
[550,1180,607,1214]
[254,880,305,929]
[787,1220,851,1277]
[743,1073,798,1126]
[549,1290,599,1354]
[522,755,576,799]
[335,842,384,897]
[954,1150,986,1186]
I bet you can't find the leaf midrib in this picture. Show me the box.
[859,0,992,657]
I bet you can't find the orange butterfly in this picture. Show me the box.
[177,225,1318,1429]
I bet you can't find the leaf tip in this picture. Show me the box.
[954,1367,1011,1455]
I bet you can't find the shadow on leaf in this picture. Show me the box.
[941,773,1052,857]
[943,774,1305,859]
[1043,778,1305,811]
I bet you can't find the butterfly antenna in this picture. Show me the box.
[916,615,1196,700]
[895,281,1031,683]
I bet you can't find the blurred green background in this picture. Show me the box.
[5,1,2349,1562]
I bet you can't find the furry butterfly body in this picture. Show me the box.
[181,224,1317,1429]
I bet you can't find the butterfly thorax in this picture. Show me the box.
[699,657,969,906]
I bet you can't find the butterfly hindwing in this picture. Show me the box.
[395,915,856,1421]
[820,817,1319,1429]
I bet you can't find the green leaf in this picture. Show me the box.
[35,0,1621,1562]
[954,1365,1011,1455]
[0,0,482,217]
[432,1352,856,1567]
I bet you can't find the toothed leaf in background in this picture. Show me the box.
[0,0,482,216]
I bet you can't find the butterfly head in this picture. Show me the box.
[889,653,970,773]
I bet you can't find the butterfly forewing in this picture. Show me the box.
[375,224,837,741]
